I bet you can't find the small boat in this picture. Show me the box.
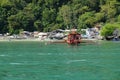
[66,31,81,45]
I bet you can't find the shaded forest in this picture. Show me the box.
[0,0,120,34]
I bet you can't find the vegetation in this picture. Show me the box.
[0,0,120,36]
[101,23,120,37]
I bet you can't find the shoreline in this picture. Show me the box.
[0,38,98,43]
[0,38,40,42]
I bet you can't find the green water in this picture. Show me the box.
[0,41,120,80]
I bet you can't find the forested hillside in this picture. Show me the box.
[0,0,120,34]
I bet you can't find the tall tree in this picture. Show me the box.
[0,7,8,33]
[59,5,72,28]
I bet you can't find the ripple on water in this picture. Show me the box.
[66,59,87,64]
[0,54,8,57]
[9,63,22,65]
[38,53,52,55]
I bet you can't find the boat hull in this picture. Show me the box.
[66,40,81,44]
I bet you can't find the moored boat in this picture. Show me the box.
[66,31,81,45]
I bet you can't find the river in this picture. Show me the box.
[0,41,120,80]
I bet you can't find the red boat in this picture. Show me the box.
[66,31,81,45]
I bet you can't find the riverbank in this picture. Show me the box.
[0,38,41,42]
[0,38,98,44]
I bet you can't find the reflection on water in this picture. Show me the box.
[0,41,120,80]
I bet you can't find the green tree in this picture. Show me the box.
[0,7,8,33]
[117,15,120,22]
[78,12,95,29]
[59,5,72,28]
[100,0,118,21]
[101,23,120,37]
[42,8,56,27]
[34,20,43,31]
[0,0,120,34]
[8,10,35,34]
[95,12,105,22]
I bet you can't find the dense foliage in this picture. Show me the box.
[0,0,120,34]
[101,23,120,37]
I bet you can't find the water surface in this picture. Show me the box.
[0,41,120,80]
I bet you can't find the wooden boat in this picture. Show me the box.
[66,31,81,45]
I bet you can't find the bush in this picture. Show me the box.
[100,23,120,37]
